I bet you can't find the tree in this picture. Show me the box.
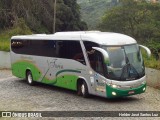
[99,0,160,58]
[99,0,160,42]
[57,0,87,31]
[0,0,87,33]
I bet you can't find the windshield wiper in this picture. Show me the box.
[120,63,140,81]
[120,49,140,80]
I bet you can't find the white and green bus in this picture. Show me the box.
[11,31,151,98]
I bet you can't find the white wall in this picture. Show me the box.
[0,51,11,69]
[146,68,160,89]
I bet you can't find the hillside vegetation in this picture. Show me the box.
[0,0,87,33]
[77,0,118,29]
[0,0,87,51]
[0,19,32,51]
[0,0,160,70]
[98,0,160,69]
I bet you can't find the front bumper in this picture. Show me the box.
[106,83,146,98]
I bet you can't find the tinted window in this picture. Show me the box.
[83,41,105,75]
[11,39,86,65]
[11,39,57,57]
[57,41,86,65]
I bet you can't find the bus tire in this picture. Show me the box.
[78,81,89,98]
[26,71,35,86]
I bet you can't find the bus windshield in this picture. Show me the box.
[102,44,145,81]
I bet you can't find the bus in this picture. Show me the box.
[10,31,151,98]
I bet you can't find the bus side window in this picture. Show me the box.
[57,41,86,65]
[83,41,105,75]
[11,39,58,57]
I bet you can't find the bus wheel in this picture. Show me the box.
[78,81,89,98]
[26,71,35,85]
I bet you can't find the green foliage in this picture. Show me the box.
[0,0,87,33]
[0,0,87,51]
[144,40,160,60]
[0,41,9,52]
[99,0,160,42]
[56,0,87,32]
[77,0,117,30]
[98,0,160,70]
[0,18,32,52]
[144,56,160,70]
[142,50,160,70]
[11,18,32,35]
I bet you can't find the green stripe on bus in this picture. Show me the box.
[106,83,146,98]
[12,61,79,91]
[56,69,81,76]
[12,61,41,80]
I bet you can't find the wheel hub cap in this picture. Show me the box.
[81,84,85,95]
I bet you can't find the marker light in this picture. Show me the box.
[112,85,117,88]
[112,92,117,96]
[111,84,121,88]
[89,71,93,75]
[143,87,146,91]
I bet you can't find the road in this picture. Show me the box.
[0,70,160,120]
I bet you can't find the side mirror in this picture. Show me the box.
[92,47,109,64]
[139,45,151,58]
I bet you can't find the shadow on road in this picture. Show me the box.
[17,79,142,103]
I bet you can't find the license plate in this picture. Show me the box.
[128,91,135,94]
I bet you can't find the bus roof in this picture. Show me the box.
[11,31,137,46]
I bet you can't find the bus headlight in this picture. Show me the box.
[112,84,118,88]
[108,83,121,88]
[143,87,146,91]
[112,92,117,96]
[89,71,93,75]
[111,84,121,88]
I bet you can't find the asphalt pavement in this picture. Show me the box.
[0,70,160,120]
